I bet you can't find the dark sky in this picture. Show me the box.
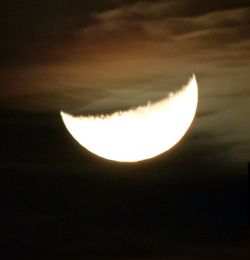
[0,1,249,259]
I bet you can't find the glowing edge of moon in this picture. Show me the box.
[60,75,198,162]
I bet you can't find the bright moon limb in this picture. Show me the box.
[60,75,198,162]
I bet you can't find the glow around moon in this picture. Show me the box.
[60,75,198,162]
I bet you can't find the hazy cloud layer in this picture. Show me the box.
[0,0,249,165]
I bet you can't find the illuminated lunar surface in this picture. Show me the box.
[60,75,198,162]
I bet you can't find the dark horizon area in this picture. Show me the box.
[0,108,248,259]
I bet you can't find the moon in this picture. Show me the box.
[60,75,198,162]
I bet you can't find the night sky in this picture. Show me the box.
[0,1,249,259]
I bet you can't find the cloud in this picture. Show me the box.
[95,0,250,20]
[1,0,249,69]
[0,0,249,166]
[90,4,250,52]
[2,1,248,96]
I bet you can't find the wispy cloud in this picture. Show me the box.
[0,0,249,165]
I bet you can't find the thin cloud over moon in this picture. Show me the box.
[0,0,249,167]
[60,76,198,162]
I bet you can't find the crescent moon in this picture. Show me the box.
[60,75,198,162]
